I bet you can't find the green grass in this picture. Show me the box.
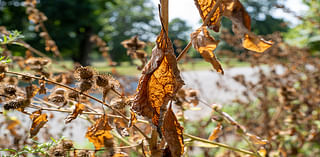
[11,58,250,76]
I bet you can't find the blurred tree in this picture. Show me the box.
[285,0,320,54]
[101,0,157,63]
[168,18,192,56]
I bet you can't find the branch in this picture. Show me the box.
[5,71,149,140]
[184,133,258,156]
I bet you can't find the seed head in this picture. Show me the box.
[0,63,8,73]
[95,74,109,87]
[3,96,30,110]
[4,85,17,96]
[79,80,93,92]
[75,66,95,80]
[67,91,79,101]
[49,94,65,104]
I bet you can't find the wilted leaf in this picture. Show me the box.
[242,34,274,53]
[208,123,222,141]
[222,0,273,52]
[128,110,137,128]
[30,110,48,138]
[246,133,268,145]
[133,20,184,127]
[65,103,86,123]
[194,0,224,32]
[85,115,114,150]
[191,26,224,74]
[258,147,267,157]
[6,117,20,136]
[26,84,40,99]
[162,105,184,157]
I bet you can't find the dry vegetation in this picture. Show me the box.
[0,0,319,157]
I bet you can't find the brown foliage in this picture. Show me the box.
[133,22,184,127]
[162,105,184,157]
[85,115,114,150]
[29,110,48,138]
[191,26,223,74]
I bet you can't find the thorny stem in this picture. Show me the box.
[176,0,223,61]
[5,71,149,140]
[184,133,258,156]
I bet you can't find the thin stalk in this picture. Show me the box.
[184,133,258,156]
[5,71,149,140]
[176,0,223,61]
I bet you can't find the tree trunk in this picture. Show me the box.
[74,27,93,66]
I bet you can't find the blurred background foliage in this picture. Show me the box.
[0,0,318,66]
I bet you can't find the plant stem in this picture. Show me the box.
[160,0,169,33]
[184,133,258,156]
[176,0,222,61]
[5,71,149,140]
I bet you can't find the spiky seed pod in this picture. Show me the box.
[4,85,17,96]
[79,80,93,92]
[3,96,30,110]
[95,74,109,87]
[67,91,79,101]
[49,94,66,105]
[75,67,95,80]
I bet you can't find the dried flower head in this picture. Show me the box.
[95,74,110,87]
[4,85,17,96]
[3,96,30,110]
[75,66,96,80]
[79,80,93,92]
[67,91,79,101]
[53,88,66,95]
[48,94,66,105]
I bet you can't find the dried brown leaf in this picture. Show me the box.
[30,110,48,138]
[222,0,273,52]
[208,123,222,141]
[26,84,40,99]
[162,106,184,157]
[133,21,184,127]
[65,103,86,123]
[85,115,113,150]
[194,0,224,32]
[191,26,224,74]
[246,133,268,145]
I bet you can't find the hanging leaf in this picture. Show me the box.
[30,110,48,138]
[194,0,224,32]
[162,105,184,157]
[246,133,268,145]
[133,20,184,127]
[38,79,46,95]
[222,0,273,52]
[65,103,86,123]
[208,123,222,141]
[85,115,114,150]
[191,26,223,74]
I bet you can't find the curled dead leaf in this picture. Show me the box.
[85,115,114,150]
[133,20,184,127]
[194,0,224,32]
[246,133,268,145]
[65,103,86,123]
[208,123,222,141]
[30,110,48,138]
[191,26,224,74]
[162,105,184,157]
